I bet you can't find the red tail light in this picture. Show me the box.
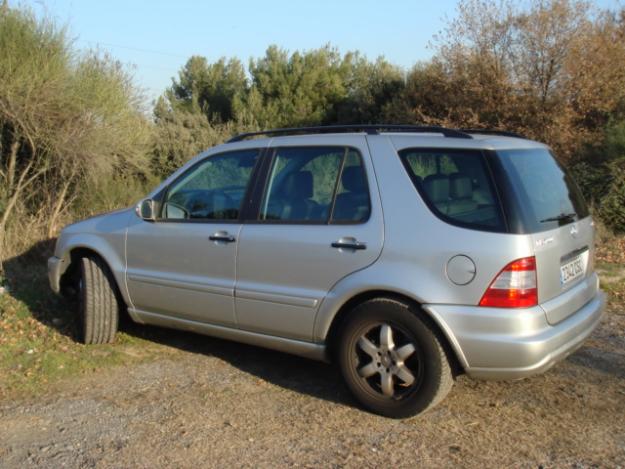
[479,257,537,308]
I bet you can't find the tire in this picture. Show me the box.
[337,298,453,418]
[78,256,119,344]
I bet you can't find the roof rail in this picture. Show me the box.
[460,128,526,139]
[227,124,473,142]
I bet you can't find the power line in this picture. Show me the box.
[78,39,188,59]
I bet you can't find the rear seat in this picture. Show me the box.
[448,174,478,215]
[423,174,451,214]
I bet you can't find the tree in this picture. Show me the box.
[393,0,625,160]
[335,55,405,124]
[167,56,248,123]
[152,96,237,178]
[0,7,150,261]
[240,45,351,128]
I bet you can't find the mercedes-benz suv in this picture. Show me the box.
[48,125,605,418]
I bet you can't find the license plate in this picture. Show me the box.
[560,252,587,285]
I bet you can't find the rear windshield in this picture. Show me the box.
[398,148,506,232]
[494,148,589,233]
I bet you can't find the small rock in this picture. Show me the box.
[449,445,461,453]
[26,349,34,355]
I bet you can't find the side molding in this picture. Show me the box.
[131,308,328,361]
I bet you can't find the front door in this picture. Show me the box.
[126,148,260,326]
[234,137,384,340]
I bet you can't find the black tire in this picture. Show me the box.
[78,256,119,344]
[337,297,453,418]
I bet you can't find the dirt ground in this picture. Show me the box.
[1,297,624,469]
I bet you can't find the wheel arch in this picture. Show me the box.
[323,289,466,375]
[59,245,128,307]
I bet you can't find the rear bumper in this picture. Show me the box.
[423,284,606,380]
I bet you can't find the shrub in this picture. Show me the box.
[152,99,244,179]
[599,160,625,233]
[0,6,150,263]
[569,160,613,206]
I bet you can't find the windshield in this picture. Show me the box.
[495,148,589,233]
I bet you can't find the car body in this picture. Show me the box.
[48,125,605,417]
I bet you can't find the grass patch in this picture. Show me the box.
[596,260,625,303]
[0,255,169,400]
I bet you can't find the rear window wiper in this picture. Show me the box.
[539,212,577,223]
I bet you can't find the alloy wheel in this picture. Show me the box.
[353,322,423,399]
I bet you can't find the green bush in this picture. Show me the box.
[597,121,625,232]
[599,160,625,233]
[569,160,613,206]
[0,6,150,263]
[151,99,246,179]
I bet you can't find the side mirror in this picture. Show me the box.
[136,199,156,221]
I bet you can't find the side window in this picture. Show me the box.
[399,149,504,231]
[162,149,259,221]
[259,147,370,223]
[331,150,371,223]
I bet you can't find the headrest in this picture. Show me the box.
[341,166,366,193]
[423,174,450,203]
[450,174,472,199]
[282,171,313,199]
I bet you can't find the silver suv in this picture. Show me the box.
[48,125,605,418]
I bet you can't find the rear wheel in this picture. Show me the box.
[337,298,453,418]
[78,256,119,344]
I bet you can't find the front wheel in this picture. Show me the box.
[78,256,119,344]
[337,298,453,418]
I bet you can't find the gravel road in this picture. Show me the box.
[1,308,624,468]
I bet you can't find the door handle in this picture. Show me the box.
[331,238,367,250]
[209,231,236,243]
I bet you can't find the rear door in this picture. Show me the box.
[234,136,384,340]
[494,148,595,323]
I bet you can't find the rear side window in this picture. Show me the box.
[259,146,370,223]
[399,148,505,232]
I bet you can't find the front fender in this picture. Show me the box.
[53,207,132,305]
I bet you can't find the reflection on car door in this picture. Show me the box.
[125,149,260,326]
[234,137,384,341]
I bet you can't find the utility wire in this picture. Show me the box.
[78,39,188,59]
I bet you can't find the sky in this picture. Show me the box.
[24,0,624,103]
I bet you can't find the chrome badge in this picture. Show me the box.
[535,236,554,247]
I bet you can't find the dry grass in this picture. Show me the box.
[0,285,623,467]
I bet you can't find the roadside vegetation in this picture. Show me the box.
[0,257,168,398]
[0,0,624,393]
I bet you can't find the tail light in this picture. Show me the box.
[479,256,537,308]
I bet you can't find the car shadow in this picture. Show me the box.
[2,241,355,408]
[566,346,625,379]
[1,239,78,340]
[124,321,354,408]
